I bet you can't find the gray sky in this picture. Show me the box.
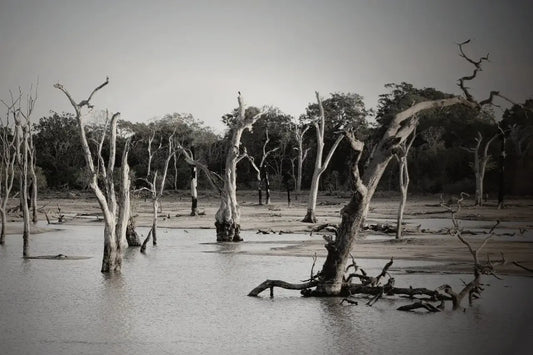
[1,0,532,132]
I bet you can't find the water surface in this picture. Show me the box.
[1,224,532,354]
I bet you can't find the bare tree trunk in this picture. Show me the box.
[303,92,344,223]
[295,125,309,200]
[497,128,506,209]
[256,172,263,205]
[15,117,31,257]
[0,209,6,244]
[215,93,264,242]
[215,152,241,241]
[31,178,37,223]
[173,153,179,191]
[303,171,320,223]
[263,168,271,205]
[467,132,497,206]
[190,164,199,216]
[152,198,158,245]
[126,217,141,246]
[396,158,408,240]
[395,129,416,239]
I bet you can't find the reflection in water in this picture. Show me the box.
[0,224,532,354]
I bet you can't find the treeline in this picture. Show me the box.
[33,82,532,196]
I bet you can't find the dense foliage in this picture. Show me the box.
[31,85,532,196]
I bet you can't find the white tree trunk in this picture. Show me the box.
[396,157,409,239]
[303,92,344,223]
[215,93,264,241]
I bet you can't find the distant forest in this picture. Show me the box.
[32,82,532,196]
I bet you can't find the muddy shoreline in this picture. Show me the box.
[4,190,533,275]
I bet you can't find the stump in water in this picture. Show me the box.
[215,220,242,242]
[126,217,141,247]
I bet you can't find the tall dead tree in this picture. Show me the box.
[394,126,416,239]
[464,131,498,206]
[302,92,344,223]
[9,89,36,257]
[55,78,132,273]
[293,123,310,199]
[244,128,279,205]
[215,93,264,241]
[0,98,19,244]
[139,130,176,246]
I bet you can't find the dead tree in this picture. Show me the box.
[293,123,310,200]
[10,89,36,257]
[302,92,344,223]
[214,93,264,241]
[251,89,474,294]
[55,78,132,273]
[436,197,504,310]
[463,131,498,206]
[394,126,416,239]
[244,128,279,205]
[249,40,499,297]
[0,99,17,244]
[139,131,176,246]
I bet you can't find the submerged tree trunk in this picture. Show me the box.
[152,198,158,245]
[215,93,264,242]
[125,217,141,247]
[0,210,6,244]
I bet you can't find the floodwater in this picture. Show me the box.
[1,224,532,355]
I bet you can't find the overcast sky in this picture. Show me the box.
[1,0,532,132]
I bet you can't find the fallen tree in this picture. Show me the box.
[249,40,496,300]
[250,197,512,312]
